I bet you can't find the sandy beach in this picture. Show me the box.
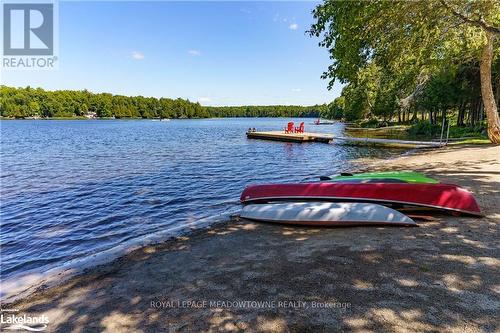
[3,145,499,332]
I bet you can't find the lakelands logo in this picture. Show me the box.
[1,0,58,69]
[0,311,49,331]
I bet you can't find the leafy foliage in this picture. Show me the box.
[408,121,442,137]
[310,0,500,135]
[0,86,326,119]
[205,105,326,118]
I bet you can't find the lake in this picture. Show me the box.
[0,118,405,294]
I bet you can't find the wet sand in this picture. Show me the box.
[3,145,499,332]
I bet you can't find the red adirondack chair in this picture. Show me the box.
[284,122,294,133]
[295,122,304,133]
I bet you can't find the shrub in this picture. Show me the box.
[408,121,441,137]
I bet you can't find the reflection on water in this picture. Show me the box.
[0,118,405,283]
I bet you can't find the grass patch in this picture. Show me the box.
[448,138,491,145]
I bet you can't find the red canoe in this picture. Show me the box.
[240,183,481,216]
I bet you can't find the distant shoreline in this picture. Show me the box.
[1,117,164,120]
[0,116,319,121]
[1,86,326,119]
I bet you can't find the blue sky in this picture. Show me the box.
[1,1,342,106]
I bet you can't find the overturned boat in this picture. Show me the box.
[240,202,416,227]
[319,171,439,184]
[240,183,482,216]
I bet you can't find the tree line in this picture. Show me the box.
[0,86,325,119]
[310,0,500,142]
[0,86,206,119]
[205,105,326,118]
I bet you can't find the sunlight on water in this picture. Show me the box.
[0,118,405,284]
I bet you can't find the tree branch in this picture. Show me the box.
[439,0,500,34]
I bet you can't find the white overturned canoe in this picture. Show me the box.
[240,202,416,227]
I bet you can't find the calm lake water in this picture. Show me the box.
[0,118,405,292]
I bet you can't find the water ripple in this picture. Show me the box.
[0,118,405,285]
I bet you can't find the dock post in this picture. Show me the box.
[440,117,445,144]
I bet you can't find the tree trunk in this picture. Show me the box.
[480,32,500,143]
[495,73,500,107]
[457,101,465,126]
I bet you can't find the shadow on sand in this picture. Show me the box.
[7,146,500,332]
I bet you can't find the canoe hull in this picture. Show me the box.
[240,202,416,226]
[326,171,439,184]
[240,183,482,216]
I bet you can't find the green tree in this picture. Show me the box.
[0,85,328,120]
[325,96,345,119]
[310,0,500,142]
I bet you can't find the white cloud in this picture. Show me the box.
[131,51,144,60]
[291,88,302,92]
[198,97,212,103]
[289,23,298,30]
[188,49,201,56]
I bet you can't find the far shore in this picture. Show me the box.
[0,116,313,121]
[0,117,176,120]
[3,145,499,332]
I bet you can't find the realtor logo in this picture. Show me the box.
[2,1,58,69]
[3,3,53,55]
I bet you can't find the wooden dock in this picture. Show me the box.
[246,131,443,149]
[246,131,333,143]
